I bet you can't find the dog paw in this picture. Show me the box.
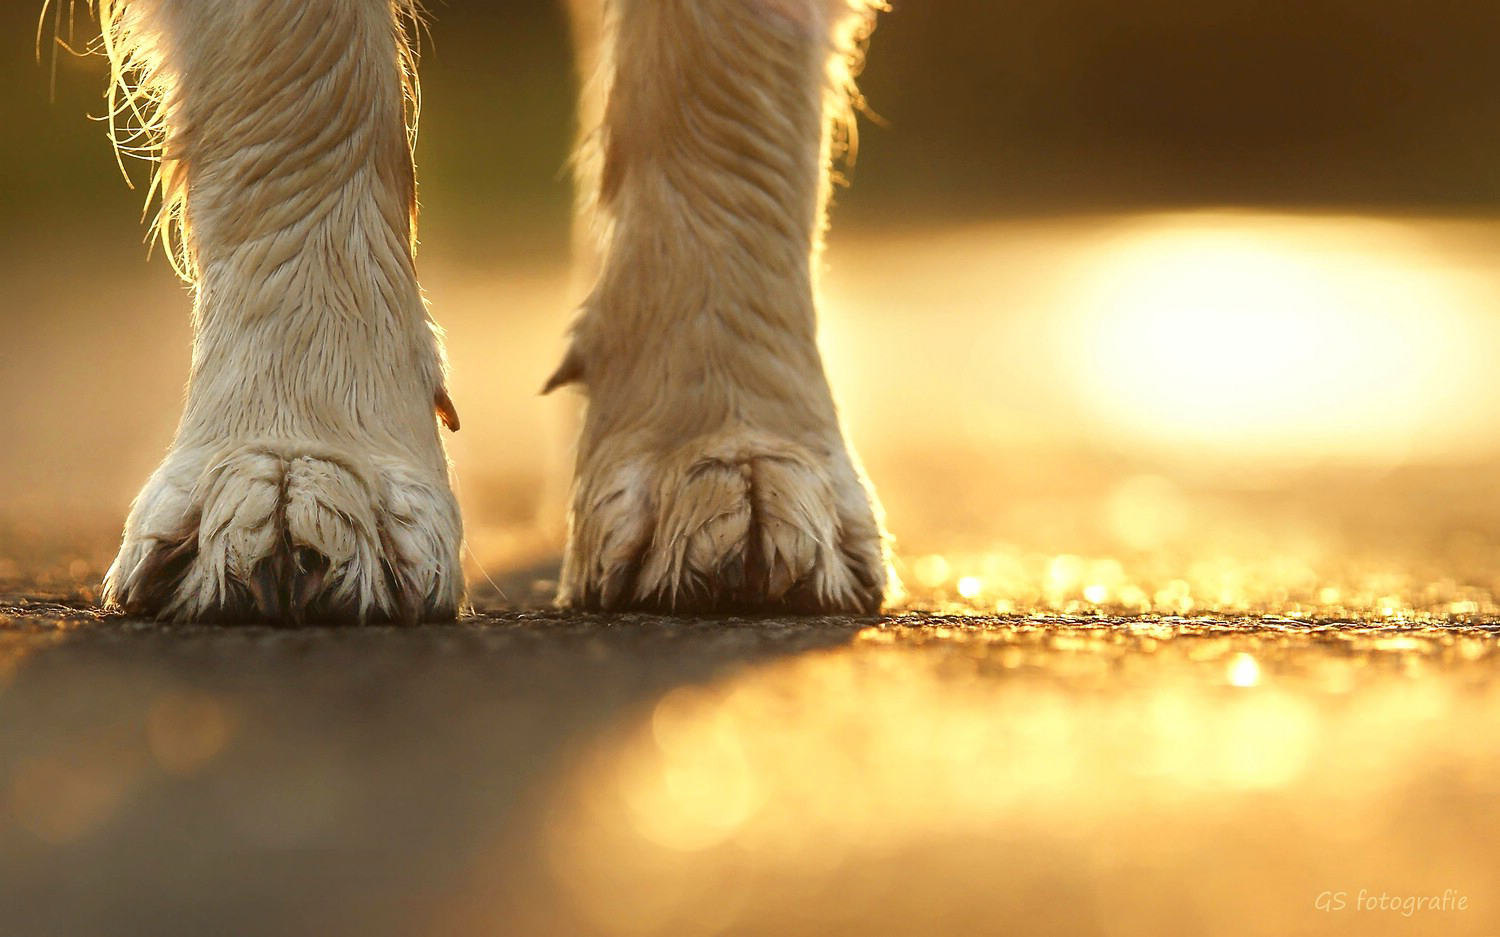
[561,432,885,614]
[104,443,462,623]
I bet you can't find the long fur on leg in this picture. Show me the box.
[96,0,463,623]
[555,0,892,613]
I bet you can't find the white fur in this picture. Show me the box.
[88,0,890,620]
[553,0,891,612]
[96,0,463,622]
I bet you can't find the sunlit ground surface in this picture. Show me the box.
[534,622,1500,937]
[4,211,1500,935]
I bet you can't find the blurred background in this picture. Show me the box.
[8,0,1500,612]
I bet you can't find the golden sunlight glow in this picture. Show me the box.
[540,627,1500,936]
[955,576,982,599]
[1226,652,1261,688]
[1070,214,1492,462]
[910,555,951,590]
[617,686,763,852]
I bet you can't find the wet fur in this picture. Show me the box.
[83,0,889,621]
[92,0,462,623]
[553,0,889,613]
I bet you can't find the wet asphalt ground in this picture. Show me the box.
[4,583,1499,937]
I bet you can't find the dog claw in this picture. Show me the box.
[435,389,460,432]
[248,555,285,620]
[245,546,334,623]
[290,547,330,623]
